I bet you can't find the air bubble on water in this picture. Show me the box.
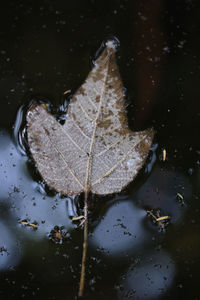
[188,168,194,175]
[163,46,170,53]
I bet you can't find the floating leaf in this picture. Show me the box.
[27,44,154,198]
[26,40,155,296]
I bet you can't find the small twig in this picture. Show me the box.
[72,215,85,227]
[162,149,166,161]
[177,193,184,200]
[147,210,169,229]
[79,218,86,227]
[147,210,157,221]
[63,89,71,95]
[19,221,38,229]
[156,216,169,222]
[176,192,185,205]
[72,215,85,221]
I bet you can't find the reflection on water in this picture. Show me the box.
[133,164,192,224]
[91,199,150,257]
[118,250,175,299]
[0,222,21,271]
[0,120,194,299]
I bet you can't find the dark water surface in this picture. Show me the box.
[0,1,200,299]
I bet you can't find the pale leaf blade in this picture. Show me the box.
[27,41,154,197]
[27,104,86,195]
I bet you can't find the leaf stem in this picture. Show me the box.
[78,191,88,297]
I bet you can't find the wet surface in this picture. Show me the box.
[0,1,200,299]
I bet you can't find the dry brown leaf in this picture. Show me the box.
[27,42,154,197]
[26,40,155,296]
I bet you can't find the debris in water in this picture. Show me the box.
[49,226,68,244]
[176,193,185,205]
[72,215,85,221]
[162,149,166,161]
[156,216,169,222]
[177,193,184,200]
[63,89,71,95]
[19,221,38,229]
[147,210,170,230]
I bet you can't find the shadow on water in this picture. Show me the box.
[0,1,200,299]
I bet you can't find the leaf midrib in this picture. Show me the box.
[41,127,85,190]
[84,58,110,193]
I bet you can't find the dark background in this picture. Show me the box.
[0,1,200,299]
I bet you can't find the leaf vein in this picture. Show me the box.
[71,117,91,140]
[92,135,147,187]
[42,126,85,189]
[87,94,98,110]
[85,58,110,190]
[59,124,87,154]
[78,102,94,122]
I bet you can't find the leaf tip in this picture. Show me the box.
[105,37,119,52]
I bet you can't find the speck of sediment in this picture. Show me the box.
[98,119,111,130]
[96,95,100,102]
